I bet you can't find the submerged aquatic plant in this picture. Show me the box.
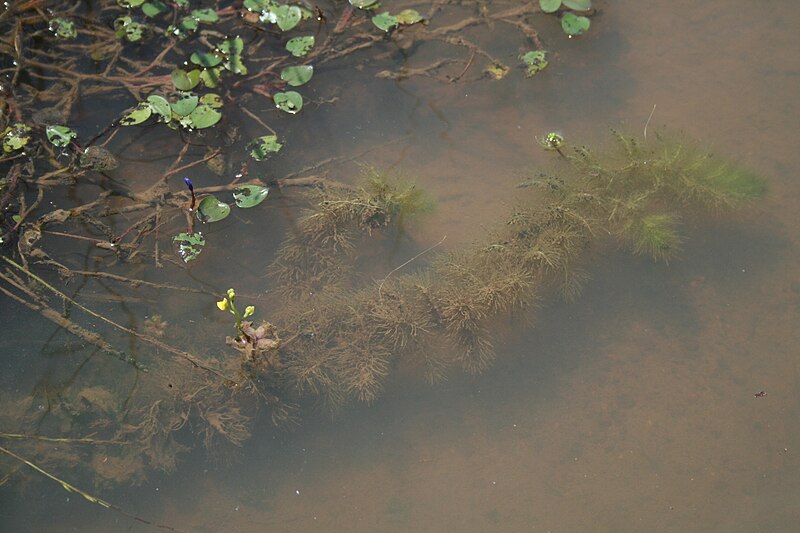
[268,132,765,411]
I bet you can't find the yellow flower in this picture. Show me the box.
[216,298,229,311]
[226,288,236,300]
[244,305,255,318]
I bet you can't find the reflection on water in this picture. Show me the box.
[2,0,800,532]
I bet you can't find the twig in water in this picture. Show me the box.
[644,104,657,140]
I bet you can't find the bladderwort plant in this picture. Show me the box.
[216,288,255,339]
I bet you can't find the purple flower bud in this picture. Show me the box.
[183,177,194,191]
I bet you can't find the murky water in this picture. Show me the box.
[2,1,800,531]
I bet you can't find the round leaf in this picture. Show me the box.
[521,50,549,77]
[190,52,222,67]
[173,232,205,262]
[372,12,398,32]
[350,0,379,9]
[45,125,77,148]
[171,94,199,117]
[273,91,303,114]
[2,124,32,153]
[561,12,590,35]
[171,69,200,91]
[396,9,423,25]
[275,5,301,31]
[286,35,315,57]
[120,102,153,125]
[220,37,248,75]
[539,0,561,13]
[562,0,591,10]
[141,1,168,17]
[200,93,223,109]
[146,95,171,122]
[190,8,219,23]
[233,185,269,208]
[188,104,222,129]
[197,196,230,223]
[49,18,77,39]
[247,135,283,161]
[280,65,313,87]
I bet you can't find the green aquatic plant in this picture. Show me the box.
[268,132,765,410]
[217,288,256,337]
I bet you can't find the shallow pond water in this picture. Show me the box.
[2,1,800,532]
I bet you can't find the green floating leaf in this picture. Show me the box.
[199,68,222,88]
[171,69,200,91]
[563,0,591,10]
[539,0,561,13]
[233,185,269,208]
[146,94,171,122]
[286,35,314,57]
[191,51,222,67]
[114,16,145,42]
[171,94,199,117]
[220,37,248,75]
[49,18,77,39]
[45,125,77,148]
[396,9,423,25]
[372,12,398,32]
[244,0,275,12]
[350,0,379,9]
[2,123,32,153]
[141,1,168,17]
[247,135,283,161]
[275,5,302,31]
[173,232,205,262]
[197,195,231,223]
[188,105,222,129]
[521,50,548,77]
[120,102,153,125]
[200,93,223,109]
[118,0,145,7]
[561,12,590,36]
[191,8,219,23]
[280,65,313,87]
[273,91,303,114]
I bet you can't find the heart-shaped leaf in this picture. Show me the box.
[280,65,313,87]
[190,52,222,67]
[562,0,591,11]
[120,102,153,125]
[561,12,590,35]
[286,35,315,57]
[173,232,205,262]
[372,12,398,32]
[349,0,379,9]
[539,0,561,13]
[146,95,171,122]
[171,94,199,117]
[171,69,200,90]
[197,195,230,223]
[275,5,301,31]
[273,91,303,114]
[233,185,270,208]
[247,135,283,161]
[396,9,423,25]
[521,50,549,77]
[188,104,222,129]
[45,125,77,148]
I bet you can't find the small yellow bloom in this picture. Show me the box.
[216,298,229,311]
[226,288,236,299]
[244,305,255,318]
